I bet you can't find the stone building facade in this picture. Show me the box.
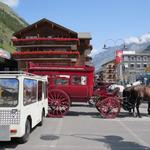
[121,51,150,83]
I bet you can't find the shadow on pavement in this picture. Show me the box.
[40,134,59,141]
[71,103,94,108]
[69,134,150,150]
[0,125,39,149]
[67,110,100,117]
[0,138,18,149]
[118,111,150,118]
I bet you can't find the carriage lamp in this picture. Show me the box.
[103,44,107,49]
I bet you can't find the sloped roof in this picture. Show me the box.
[101,59,115,67]
[13,18,77,37]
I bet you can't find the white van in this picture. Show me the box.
[0,71,48,143]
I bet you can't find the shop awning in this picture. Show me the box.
[0,48,11,59]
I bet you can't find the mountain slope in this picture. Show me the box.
[0,2,28,52]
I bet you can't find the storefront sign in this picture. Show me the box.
[115,50,123,64]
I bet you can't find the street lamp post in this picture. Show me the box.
[103,39,127,85]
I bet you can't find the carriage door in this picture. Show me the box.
[71,75,88,99]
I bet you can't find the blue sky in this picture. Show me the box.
[1,0,150,55]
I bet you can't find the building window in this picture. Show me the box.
[136,63,141,68]
[137,56,142,61]
[108,75,112,79]
[112,65,115,69]
[130,56,135,61]
[108,65,111,69]
[123,56,129,61]
[143,56,148,61]
[130,63,135,68]
[143,63,147,68]
[124,63,128,68]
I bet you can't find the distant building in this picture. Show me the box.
[121,51,150,83]
[12,18,93,70]
[100,60,116,83]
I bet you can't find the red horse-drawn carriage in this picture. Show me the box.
[28,63,120,118]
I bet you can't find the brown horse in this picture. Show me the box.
[123,85,150,117]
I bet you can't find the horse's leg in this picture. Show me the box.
[148,102,150,116]
[132,106,136,117]
[136,99,141,118]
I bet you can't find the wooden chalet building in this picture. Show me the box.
[12,18,92,70]
[101,60,116,83]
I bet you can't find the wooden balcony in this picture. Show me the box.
[12,37,79,47]
[12,51,79,60]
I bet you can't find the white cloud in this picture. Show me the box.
[0,0,19,7]
[125,33,150,45]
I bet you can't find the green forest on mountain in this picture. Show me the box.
[0,2,28,52]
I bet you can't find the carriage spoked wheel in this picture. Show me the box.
[96,97,121,119]
[48,89,70,117]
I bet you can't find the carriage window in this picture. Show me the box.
[38,81,42,101]
[55,75,70,85]
[0,78,19,107]
[23,79,37,105]
[72,76,87,85]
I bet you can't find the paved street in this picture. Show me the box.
[1,103,150,150]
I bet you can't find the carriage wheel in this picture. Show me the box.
[96,97,121,119]
[48,89,70,117]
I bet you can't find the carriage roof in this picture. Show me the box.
[0,71,48,81]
